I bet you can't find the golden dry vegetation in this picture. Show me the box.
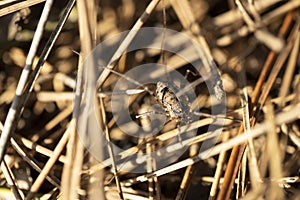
[0,0,299,199]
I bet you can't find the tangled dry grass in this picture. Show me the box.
[0,0,300,199]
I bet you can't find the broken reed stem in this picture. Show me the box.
[96,0,161,89]
[1,161,24,200]
[13,134,67,163]
[0,112,61,190]
[265,103,284,199]
[99,97,124,200]
[0,0,46,17]
[209,131,230,200]
[216,12,295,200]
[25,123,71,199]
[175,144,199,200]
[61,0,99,199]
[251,12,294,106]
[83,118,217,175]
[216,3,299,47]
[122,103,300,186]
[235,0,284,52]
[0,0,75,164]
[279,28,300,107]
[0,0,54,165]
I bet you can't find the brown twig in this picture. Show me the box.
[216,12,296,200]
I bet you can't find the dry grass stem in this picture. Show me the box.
[0,1,299,199]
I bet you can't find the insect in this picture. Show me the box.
[90,65,233,175]
[155,81,184,120]
[153,81,192,142]
[102,64,227,146]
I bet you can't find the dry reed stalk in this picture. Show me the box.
[175,144,199,200]
[84,1,103,199]
[216,2,299,47]
[235,0,284,52]
[10,143,61,188]
[279,28,300,107]
[213,0,281,27]
[13,134,67,163]
[122,103,300,187]
[84,118,219,175]
[25,121,71,199]
[61,119,77,199]
[96,0,161,89]
[265,103,284,200]
[237,58,261,192]
[99,96,124,199]
[146,142,154,200]
[216,12,296,200]
[209,131,230,200]
[1,161,24,199]
[0,0,46,17]
[61,0,99,199]
[236,149,247,198]
[0,1,299,199]
[0,0,54,165]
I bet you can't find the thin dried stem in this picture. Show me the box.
[279,27,300,107]
[0,0,46,17]
[236,150,247,198]
[239,61,261,192]
[61,0,99,199]
[265,103,284,200]
[235,0,284,52]
[123,103,300,186]
[208,131,230,200]
[25,122,71,199]
[217,13,295,200]
[96,0,161,89]
[0,0,54,164]
[99,97,124,199]
[1,161,24,200]
[175,144,199,200]
[258,23,299,108]
[213,0,280,27]
[84,118,219,175]
[0,0,75,163]
[13,134,66,163]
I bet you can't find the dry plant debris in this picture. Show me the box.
[0,0,299,199]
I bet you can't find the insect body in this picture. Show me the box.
[155,81,183,120]
[153,81,194,144]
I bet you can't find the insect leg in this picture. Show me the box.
[176,119,183,145]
